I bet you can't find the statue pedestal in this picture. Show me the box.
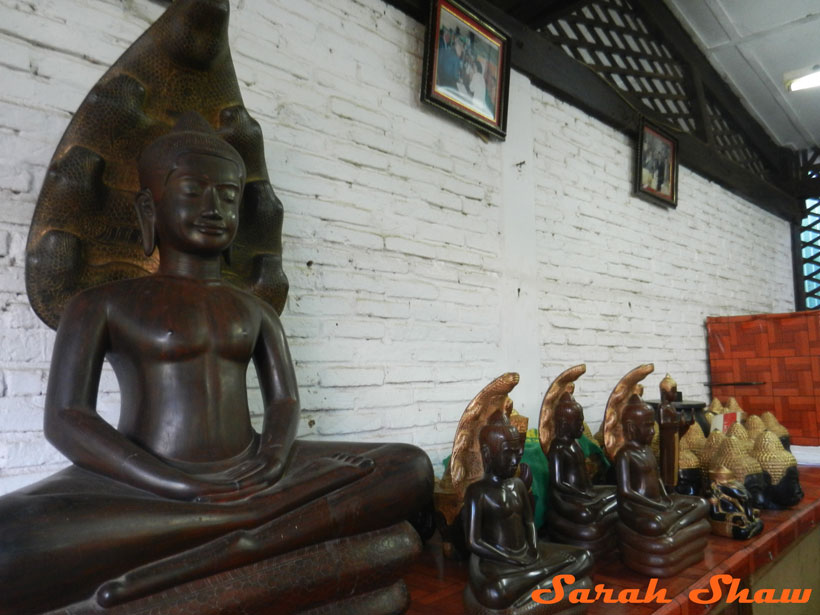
[46,522,420,615]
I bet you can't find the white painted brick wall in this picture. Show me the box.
[0,0,795,493]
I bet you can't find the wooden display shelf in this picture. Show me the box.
[406,465,820,614]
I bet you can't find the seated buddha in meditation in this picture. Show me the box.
[0,117,432,614]
[539,365,617,559]
[463,411,593,614]
[603,365,710,577]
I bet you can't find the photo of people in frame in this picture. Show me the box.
[432,2,502,124]
[637,121,677,206]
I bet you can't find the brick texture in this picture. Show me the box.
[0,0,795,493]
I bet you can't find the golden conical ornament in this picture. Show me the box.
[726,397,743,413]
[679,448,700,470]
[744,414,766,441]
[680,423,706,457]
[761,412,789,438]
[726,422,752,453]
[711,436,762,482]
[701,430,726,475]
[752,431,797,484]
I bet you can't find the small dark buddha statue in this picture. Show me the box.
[707,466,763,540]
[0,116,433,615]
[603,365,710,578]
[539,364,617,560]
[463,410,593,614]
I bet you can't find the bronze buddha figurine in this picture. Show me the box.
[539,365,617,560]
[603,365,710,577]
[463,407,593,614]
[0,4,433,612]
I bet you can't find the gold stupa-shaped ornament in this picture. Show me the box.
[751,432,795,485]
[711,437,763,484]
[744,414,766,442]
[726,397,744,414]
[751,431,803,508]
[761,412,789,438]
[680,423,706,459]
[708,398,725,414]
[700,430,726,478]
[711,435,769,510]
[726,422,753,454]
[680,449,700,470]
[761,411,791,451]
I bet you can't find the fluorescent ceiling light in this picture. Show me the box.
[785,64,820,92]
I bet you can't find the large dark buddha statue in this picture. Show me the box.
[463,407,593,614]
[603,365,710,577]
[539,365,617,560]
[1,113,432,615]
[0,3,432,612]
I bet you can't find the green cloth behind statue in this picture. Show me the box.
[444,429,609,529]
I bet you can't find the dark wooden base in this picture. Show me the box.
[45,522,420,615]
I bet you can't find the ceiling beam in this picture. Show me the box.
[507,0,591,29]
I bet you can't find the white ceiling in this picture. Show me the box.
[664,0,820,151]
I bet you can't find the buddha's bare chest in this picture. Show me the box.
[107,282,260,362]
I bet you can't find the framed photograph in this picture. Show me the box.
[634,119,678,207]
[421,0,510,139]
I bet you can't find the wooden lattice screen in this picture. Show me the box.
[541,0,697,133]
[538,0,774,181]
[800,148,820,309]
[705,95,772,180]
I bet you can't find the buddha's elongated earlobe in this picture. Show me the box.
[135,189,157,256]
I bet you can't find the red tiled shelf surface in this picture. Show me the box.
[406,466,820,615]
[707,311,820,446]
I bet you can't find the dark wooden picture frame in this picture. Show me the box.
[635,119,678,207]
[421,0,510,139]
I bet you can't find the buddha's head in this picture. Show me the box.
[621,394,655,447]
[136,112,246,258]
[480,412,523,480]
[554,391,585,441]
